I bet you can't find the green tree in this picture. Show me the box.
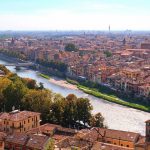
[39,82,44,90]
[46,139,55,150]
[3,79,28,111]
[0,78,12,109]
[77,98,93,126]
[0,65,10,75]
[62,94,78,127]
[104,50,112,57]
[22,89,52,123]
[65,43,78,52]
[49,94,65,124]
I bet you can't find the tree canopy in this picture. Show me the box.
[0,65,105,129]
[65,43,78,52]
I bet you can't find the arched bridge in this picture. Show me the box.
[5,62,35,67]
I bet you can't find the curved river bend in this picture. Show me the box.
[0,59,149,135]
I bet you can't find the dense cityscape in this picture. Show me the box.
[0,31,149,101]
[0,0,150,149]
[0,30,149,150]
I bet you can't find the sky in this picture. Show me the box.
[0,0,150,31]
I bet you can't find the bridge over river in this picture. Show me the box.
[4,62,35,67]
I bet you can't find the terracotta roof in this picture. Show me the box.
[6,132,29,145]
[6,132,50,150]
[56,137,90,149]
[145,120,150,123]
[0,132,6,141]
[135,136,146,147]
[92,142,134,150]
[26,134,49,150]
[81,128,140,143]
[0,110,40,122]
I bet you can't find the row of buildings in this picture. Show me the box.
[0,33,149,99]
[0,110,150,150]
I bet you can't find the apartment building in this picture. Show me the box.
[0,110,41,134]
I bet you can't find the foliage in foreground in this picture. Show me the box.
[0,65,105,129]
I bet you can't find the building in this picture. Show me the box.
[5,132,52,150]
[0,132,6,150]
[0,110,41,134]
[141,43,150,49]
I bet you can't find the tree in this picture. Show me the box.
[49,94,65,124]
[89,113,105,128]
[0,78,12,109]
[22,89,52,123]
[0,65,10,75]
[36,59,67,73]
[104,50,112,57]
[65,43,78,52]
[3,79,28,111]
[62,94,78,127]
[23,78,37,89]
[46,139,55,150]
[76,98,93,126]
[39,82,44,90]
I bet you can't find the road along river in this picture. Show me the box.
[0,59,149,135]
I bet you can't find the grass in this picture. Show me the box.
[66,78,79,85]
[39,73,50,79]
[77,85,150,112]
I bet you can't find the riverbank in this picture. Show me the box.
[66,79,150,112]
[39,73,50,79]
[78,85,150,112]
[0,53,150,113]
[49,78,78,90]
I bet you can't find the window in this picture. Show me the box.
[20,122,21,127]
[4,121,5,124]
[24,121,26,124]
[121,144,123,146]
[114,143,116,145]
[28,119,30,123]
[127,145,129,147]
[24,128,26,131]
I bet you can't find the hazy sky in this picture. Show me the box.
[0,0,150,30]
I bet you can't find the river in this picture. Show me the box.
[0,59,149,135]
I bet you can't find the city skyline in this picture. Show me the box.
[0,0,150,31]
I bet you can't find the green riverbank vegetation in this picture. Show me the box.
[0,65,106,129]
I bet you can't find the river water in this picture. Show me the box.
[0,59,149,135]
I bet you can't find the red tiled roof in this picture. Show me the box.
[0,110,40,122]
